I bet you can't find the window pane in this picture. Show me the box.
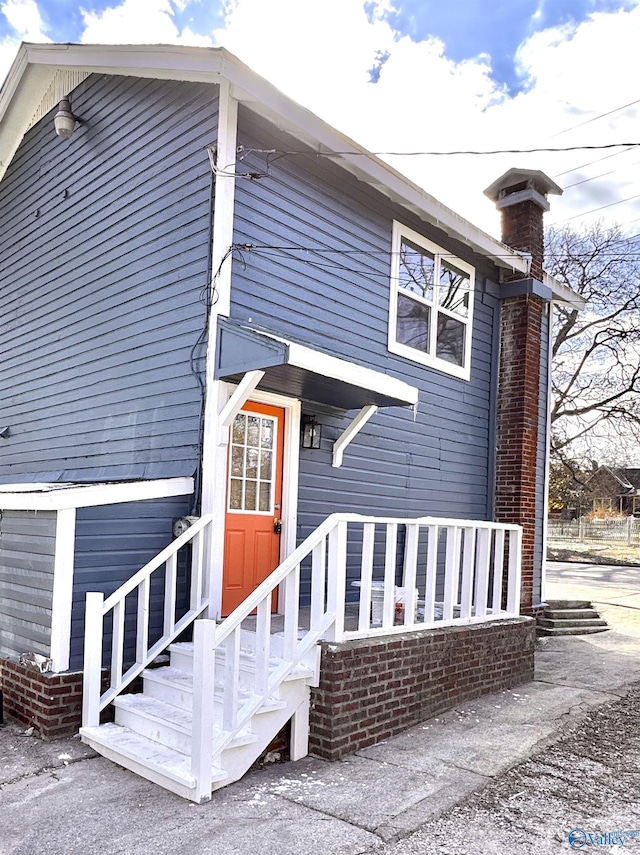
[436,315,465,366]
[245,447,259,479]
[399,238,434,301]
[232,413,246,444]
[396,292,430,354]
[261,419,274,448]
[231,446,244,477]
[439,261,470,317]
[260,450,273,480]
[247,416,260,447]
[245,480,257,511]
[259,482,271,512]
[229,479,242,510]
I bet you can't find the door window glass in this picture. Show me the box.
[228,412,277,513]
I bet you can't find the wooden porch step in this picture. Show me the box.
[113,693,259,755]
[80,722,227,801]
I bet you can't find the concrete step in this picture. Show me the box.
[538,617,608,629]
[544,608,601,620]
[537,625,609,636]
[79,722,227,801]
[545,599,593,610]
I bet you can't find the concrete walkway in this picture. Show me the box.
[2,566,640,855]
[546,559,640,636]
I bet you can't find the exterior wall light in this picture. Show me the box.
[301,415,322,449]
[54,97,78,139]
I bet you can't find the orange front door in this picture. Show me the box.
[222,401,285,615]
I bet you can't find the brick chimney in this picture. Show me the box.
[484,169,562,614]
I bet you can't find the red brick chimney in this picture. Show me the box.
[484,169,562,614]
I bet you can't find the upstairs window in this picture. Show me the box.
[388,223,475,380]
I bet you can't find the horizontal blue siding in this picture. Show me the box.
[0,75,218,482]
[69,495,192,670]
[230,108,501,555]
[0,510,56,660]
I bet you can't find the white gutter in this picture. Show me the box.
[544,273,586,310]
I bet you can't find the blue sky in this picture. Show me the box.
[1,0,639,233]
[373,0,634,93]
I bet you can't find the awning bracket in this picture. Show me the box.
[332,405,378,468]
[219,370,265,432]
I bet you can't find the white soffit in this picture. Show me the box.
[0,42,530,274]
[255,329,419,407]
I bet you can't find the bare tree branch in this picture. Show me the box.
[545,222,640,468]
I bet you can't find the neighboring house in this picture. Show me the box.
[583,466,640,515]
[0,43,583,801]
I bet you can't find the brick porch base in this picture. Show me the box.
[0,658,85,740]
[309,617,535,760]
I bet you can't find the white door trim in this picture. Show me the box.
[226,385,301,566]
[217,383,301,614]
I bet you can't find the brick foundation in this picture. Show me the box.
[309,617,535,760]
[0,658,85,740]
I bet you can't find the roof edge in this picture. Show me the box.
[0,42,531,273]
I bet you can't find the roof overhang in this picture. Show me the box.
[0,42,530,275]
[215,319,418,410]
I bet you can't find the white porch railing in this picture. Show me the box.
[330,515,522,640]
[82,514,214,726]
[83,512,521,799]
[188,514,521,796]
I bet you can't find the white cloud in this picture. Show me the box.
[0,0,49,92]
[2,0,46,37]
[3,0,640,235]
[80,0,213,45]
[212,0,640,235]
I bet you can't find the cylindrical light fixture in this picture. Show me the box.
[54,97,77,139]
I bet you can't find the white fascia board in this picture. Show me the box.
[285,340,419,406]
[18,42,227,82]
[0,477,194,510]
[0,43,529,274]
[544,273,586,310]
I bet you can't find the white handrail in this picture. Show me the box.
[82,514,215,726]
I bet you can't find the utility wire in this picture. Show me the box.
[234,142,640,160]
[551,97,640,138]
[562,158,640,190]
[553,146,635,179]
[550,192,640,225]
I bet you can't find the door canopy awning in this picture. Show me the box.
[215,319,419,410]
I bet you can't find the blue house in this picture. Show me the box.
[0,43,582,801]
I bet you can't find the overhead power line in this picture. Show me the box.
[551,192,640,225]
[552,97,640,138]
[234,142,640,162]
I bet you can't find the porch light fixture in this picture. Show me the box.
[54,97,79,139]
[301,415,322,449]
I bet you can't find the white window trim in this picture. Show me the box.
[388,221,475,381]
